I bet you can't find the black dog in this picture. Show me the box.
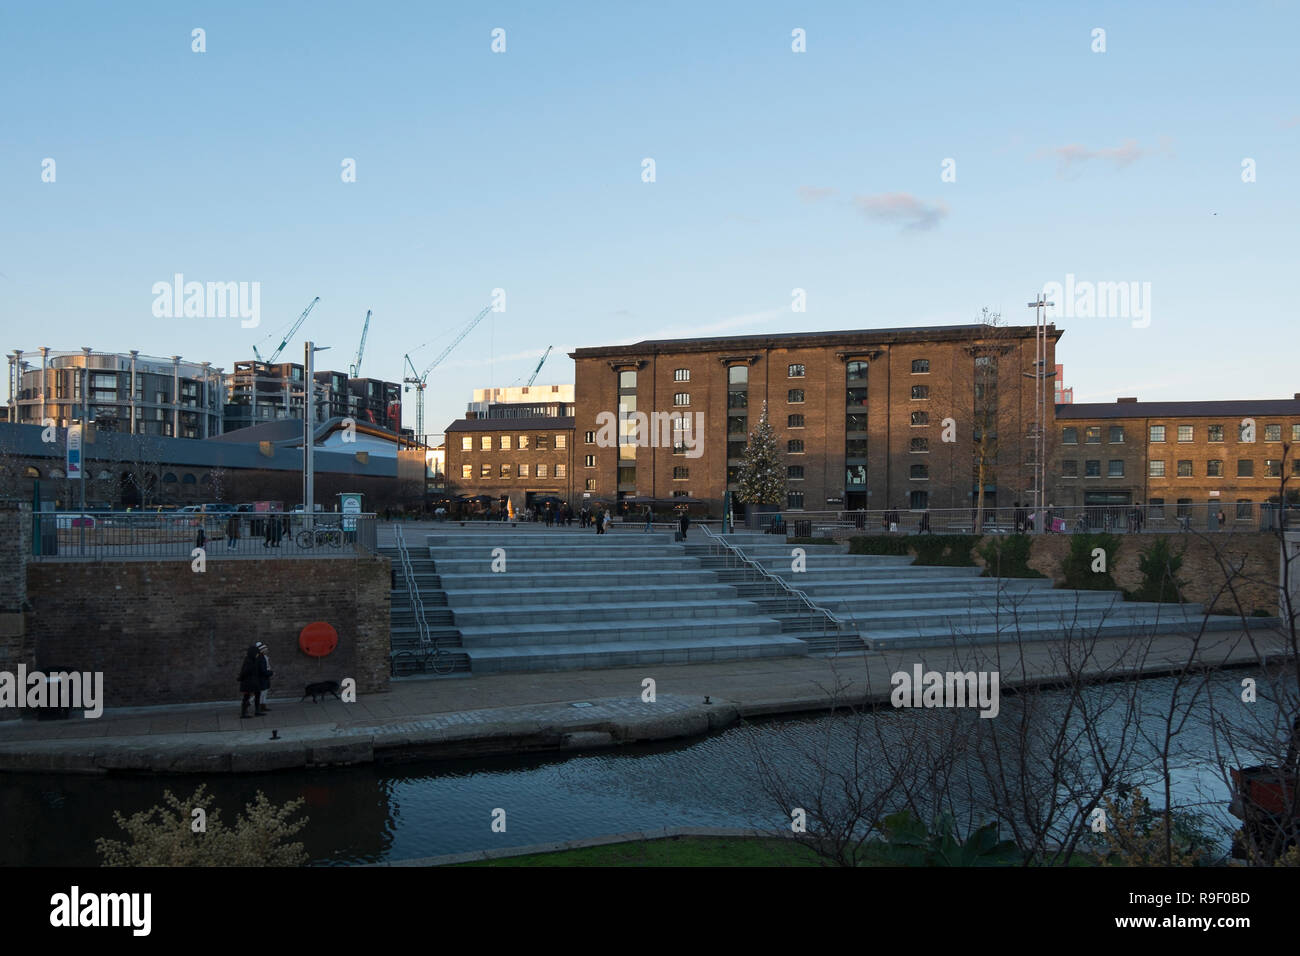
[301,680,342,703]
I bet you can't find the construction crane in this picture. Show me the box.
[349,310,372,378]
[525,345,553,387]
[253,296,320,365]
[403,305,493,443]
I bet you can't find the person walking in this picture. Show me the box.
[1217,509,1226,531]
[237,644,260,718]
[226,512,240,551]
[919,507,931,534]
[677,510,690,540]
[643,505,653,532]
[603,510,612,535]
[195,523,207,550]
[254,641,273,714]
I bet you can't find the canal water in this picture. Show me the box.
[2,671,1289,866]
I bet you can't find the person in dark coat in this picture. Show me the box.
[678,510,690,539]
[237,644,261,718]
[226,512,240,551]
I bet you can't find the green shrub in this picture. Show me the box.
[96,785,309,867]
[874,810,1022,867]
[977,534,1044,578]
[848,535,912,556]
[1127,536,1185,604]
[787,537,837,546]
[1061,532,1120,590]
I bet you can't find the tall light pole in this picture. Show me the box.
[1026,296,1053,533]
[303,341,330,520]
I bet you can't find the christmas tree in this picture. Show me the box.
[735,402,787,505]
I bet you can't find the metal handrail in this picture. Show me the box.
[393,524,433,655]
[700,526,852,648]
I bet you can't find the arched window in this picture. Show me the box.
[49,468,66,479]
[163,472,178,483]
[24,466,40,478]
[182,473,197,484]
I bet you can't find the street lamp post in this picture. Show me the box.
[1025,296,1054,534]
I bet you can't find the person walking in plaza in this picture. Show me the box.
[1218,509,1226,531]
[254,641,273,714]
[226,512,240,551]
[918,506,931,534]
[603,510,612,534]
[677,510,690,540]
[237,644,260,718]
[643,505,653,532]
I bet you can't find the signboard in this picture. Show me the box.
[582,492,591,498]
[1209,491,1220,498]
[66,425,82,478]
[339,492,362,531]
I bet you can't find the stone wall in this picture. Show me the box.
[0,503,33,719]
[25,555,390,708]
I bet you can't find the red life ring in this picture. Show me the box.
[298,621,338,657]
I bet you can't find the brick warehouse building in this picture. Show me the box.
[443,417,576,513]
[569,324,1060,517]
[1053,397,1300,528]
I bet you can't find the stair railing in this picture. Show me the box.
[393,524,447,672]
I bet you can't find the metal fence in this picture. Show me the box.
[754,502,1298,538]
[30,511,378,560]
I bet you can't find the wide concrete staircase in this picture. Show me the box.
[379,544,471,676]
[718,532,1273,650]
[416,528,812,673]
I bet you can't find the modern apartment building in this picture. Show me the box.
[223,362,401,435]
[466,384,575,420]
[6,348,225,438]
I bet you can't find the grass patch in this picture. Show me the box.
[459,835,823,867]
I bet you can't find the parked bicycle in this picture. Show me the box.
[295,525,343,549]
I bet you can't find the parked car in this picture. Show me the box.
[55,513,97,529]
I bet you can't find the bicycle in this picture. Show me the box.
[295,526,343,549]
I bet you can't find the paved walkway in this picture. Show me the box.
[0,628,1283,773]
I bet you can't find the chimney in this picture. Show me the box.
[1117,397,1138,404]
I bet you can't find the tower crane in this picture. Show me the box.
[349,310,372,378]
[253,296,320,365]
[525,345,553,387]
[403,305,493,444]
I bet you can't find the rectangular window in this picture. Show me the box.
[909,464,928,480]
[1062,460,1078,477]
[910,437,929,453]
[1177,460,1193,477]
[787,492,804,510]
[1149,498,1165,519]
[673,466,689,480]
[1264,424,1281,441]
[1085,460,1101,477]
[500,463,511,478]
[585,478,596,490]
[519,464,529,478]
[1109,426,1125,443]
[461,464,472,479]
[788,389,805,403]
[1236,499,1252,520]
[555,464,566,478]
[788,466,804,480]
[1149,460,1165,477]
[555,434,566,449]
[519,435,529,450]
[1265,460,1282,478]
[728,391,748,410]
[788,414,805,428]
[585,430,595,444]
[1237,459,1253,477]
[536,464,548,479]
[674,368,690,382]
[727,440,747,460]
[911,359,930,374]
[1149,425,1166,443]
[1207,460,1223,477]
[910,490,930,510]
[674,393,690,406]
[1085,426,1101,444]
[1208,424,1224,442]
[728,418,748,435]
[462,436,472,450]
[911,385,929,400]
[500,435,512,451]
[846,413,867,432]
[1062,427,1078,444]
[1177,425,1193,442]
[584,455,595,468]
[1293,460,1300,477]
[536,436,549,450]
[787,364,805,378]
[1109,460,1125,477]
[480,463,491,478]
[481,436,492,450]
[910,411,929,426]
[1293,424,1300,442]
[787,439,804,453]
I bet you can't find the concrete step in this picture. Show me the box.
[816,589,1123,615]
[436,569,711,590]
[464,634,809,673]
[444,584,738,607]
[456,614,784,647]
[790,575,1052,596]
[841,600,1200,632]
[422,533,679,549]
[429,556,701,575]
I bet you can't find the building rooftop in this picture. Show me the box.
[570,323,1060,358]
[444,416,575,432]
[1058,397,1300,419]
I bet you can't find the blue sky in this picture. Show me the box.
[3,0,1297,437]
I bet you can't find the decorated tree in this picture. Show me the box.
[736,402,787,506]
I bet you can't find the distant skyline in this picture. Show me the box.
[3,1,1296,436]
